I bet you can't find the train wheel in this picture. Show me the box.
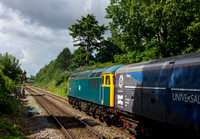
[113,115,122,127]
[72,99,76,108]
[105,115,112,126]
[99,113,105,122]
[78,101,82,111]
[88,106,93,116]
[93,109,98,119]
[86,104,90,115]
[75,100,78,109]
[68,97,71,104]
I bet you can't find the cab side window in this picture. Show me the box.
[105,76,110,85]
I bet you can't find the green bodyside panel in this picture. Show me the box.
[68,78,101,105]
[101,86,110,106]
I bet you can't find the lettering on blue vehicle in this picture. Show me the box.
[172,93,200,104]
[125,95,130,107]
[117,94,124,108]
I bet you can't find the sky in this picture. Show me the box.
[0,0,110,77]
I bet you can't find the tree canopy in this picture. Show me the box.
[71,47,92,68]
[54,47,72,70]
[0,53,22,114]
[68,14,108,55]
[0,52,22,81]
[95,38,122,63]
[106,0,200,63]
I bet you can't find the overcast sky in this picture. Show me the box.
[0,0,110,77]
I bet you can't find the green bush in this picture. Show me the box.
[0,115,25,138]
[0,68,18,114]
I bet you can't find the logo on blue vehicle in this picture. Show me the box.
[117,95,123,105]
[119,75,124,88]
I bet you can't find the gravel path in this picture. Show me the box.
[21,90,65,139]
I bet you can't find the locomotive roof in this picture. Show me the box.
[69,64,123,79]
[116,51,200,73]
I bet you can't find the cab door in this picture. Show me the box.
[100,74,115,107]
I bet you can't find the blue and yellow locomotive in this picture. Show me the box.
[68,52,200,137]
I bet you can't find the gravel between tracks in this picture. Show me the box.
[21,90,65,139]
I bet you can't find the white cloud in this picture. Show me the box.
[0,2,74,76]
[83,0,92,13]
[0,0,110,77]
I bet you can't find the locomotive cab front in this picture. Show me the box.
[101,74,115,107]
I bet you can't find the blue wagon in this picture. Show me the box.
[115,52,200,132]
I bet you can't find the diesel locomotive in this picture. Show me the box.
[68,52,200,136]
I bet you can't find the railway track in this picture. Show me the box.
[25,86,106,139]
[27,85,135,139]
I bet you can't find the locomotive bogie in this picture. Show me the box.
[69,96,115,125]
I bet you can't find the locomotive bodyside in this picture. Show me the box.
[69,74,101,104]
[115,52,200,132]
[68,65,123,107]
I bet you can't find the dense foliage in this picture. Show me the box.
[0,53,24,137]
[95,39,123,63]
[69,47,93,68]
[34,48,72,96]
[0,53,22,82]
[0,53,22,114]
[0,67,16,114]
[54,48,72,70]
[106,0,200,63]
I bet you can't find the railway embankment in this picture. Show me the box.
[0,86,65,138]
[0,86,25,138]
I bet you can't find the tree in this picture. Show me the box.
[144,0,200,57]
[106,0,147,53]
[0,53,21,114]
[54,47,72,70]
[106,0,200,63]
[68,14,107,61]
[0,52,22,81]
[71,47,92,68]
[95,38,122,63]
[0,67,16,114]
